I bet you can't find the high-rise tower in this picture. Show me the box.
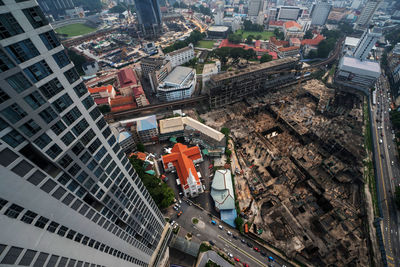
[355,0,381,29]
[134,0,162,37]
[353,27,382,60]
[0,1,170,266]
[311,1,332,25]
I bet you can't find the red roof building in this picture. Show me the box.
[88,85,116,99]
[117,68,149,107]
[94,97,109,106]
[301,34,325,46]
[162,143,204,197]
[268,37,289,53]
[110,103,137,113]
[268,20,285,30]
[278,46,300,58]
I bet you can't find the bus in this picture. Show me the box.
[372,90,377,105]
[244,223,249,233]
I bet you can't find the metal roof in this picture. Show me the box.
[210,169,235,210]
[137,115,157,131]
[163,66,194,86]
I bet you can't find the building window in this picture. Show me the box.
[0,246,23,264]
[24,91,46,110]
[22,6,48,29]
[59,154,73,168]
[76,171,88,183]
[0,88,10,104]
[52,50,70,69]
[39,78,63,99]
[58,173,71,185]
[39,106,57,123]
[47,221,59,233]
[107,136,116,147]
[0,103,27,123]
[79,152,91,164]
[19,119,41,137]
[52,93,73,113]
[68,163,81,176]
[96,118,106,130]
[62,107,82,126]
[73,82,88,97]
[72,119,89,137]
[88,138,101,153]
[94,147,106,161]
[46,144,62,159]
[5,39,39,63]
[102,128,111,138]
[57,225,68,237]
[64,68,80,84]
[24,60,53,83]
[61,131,75,146]
[89,108,101,121]
[71,142,84,156]
[50,120,66,136]
[87,160,96,171]
[82,96,94,110]
[6,72,32,93]
[0,13,24,40]
[33,133,51,149]
[21,210,37,224]
[18,249,37,266]
[39,31,60,50]
[0,50,15,73]
[5,204,23,218]
[2,130,25,148]
[80,129,95,145]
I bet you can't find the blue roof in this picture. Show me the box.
[137,115,157,131]
[220,209,237,228]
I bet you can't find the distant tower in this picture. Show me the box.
[353,27,382,60]
[215,5,224,25]
[311,1,332,25]
[356,0,382,29]
[248,0,262,17]
[134,0,163,37]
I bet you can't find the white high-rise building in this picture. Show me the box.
[0,1,170,267]
[311,1,332,25]
[353,27,382,60]
[356,0,382,28]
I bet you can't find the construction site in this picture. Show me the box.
[199,78,369,266]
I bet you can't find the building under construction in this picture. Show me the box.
[207,58,301,108]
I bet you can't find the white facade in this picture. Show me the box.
[165,44,194,68]
[157,66,196,102]
[311,2,332,25]
[277,6,305,21]
[353,27,382,60]
[0,1,169,267]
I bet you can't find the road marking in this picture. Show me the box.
[387,255,394,261]
[218,235,268,267]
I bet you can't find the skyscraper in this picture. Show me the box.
[311,1,332,25]
[37,0,75,20]
[353,27,382,60]
[134,0,162,37]
[0,1,170,267]
[248,0,262,17]
[355,0,381,29]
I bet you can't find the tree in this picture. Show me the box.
[256,34,262,40]
[243,20,263,31]
[137,143,145,152]
[395,185,400,208]
[307,50,318,59]
[246,35,254,44]
[109,4,126,13]
[260,53,272,63]
[225,148,232,157]
[98,105,110,114]
[221,127,230,136]
[273,28,284,40]
[228,33,242,44]
[213,47,231,66]
[244,49,256,62]
[163,30,204,53]
[317,38,336,58]
[235,216,244,232]
[304,29,313,39]
[230,47,244,64]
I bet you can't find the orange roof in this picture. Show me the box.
[301,34,325,46]
[110,103,137,113]
[88,85,113,94]
[118,68,138,89]
[219,39,278,59]
[94,97,109,105]
[110,95,135,107]
[132,85,145,98]
[130,151,147,161]
[278,46,300,52]
[269,20,285,26]
[284,21,302,30]
[270,37,289,47]
[162,143,202,190]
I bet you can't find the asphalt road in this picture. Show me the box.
[169,199,291,267]
[371,73,400,267]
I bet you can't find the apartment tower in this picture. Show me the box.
[134,0,162,37]
[0,1,170,266]
[355,0,381,29]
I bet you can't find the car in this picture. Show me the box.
[178,199,182,204]
[234,257,240,262]
[241,239,246,244]
[232,235,238,239]
[177,211,182,217]
[243,264,249,267]
[253,247,260,252]
[173,206,178,211]
[380,139,383,144]
[209,240,215,246]
[260,251,267,257]
[179,192,183,196]
[218,225,223,230]
[247,242,252,247]
[211,220,217,225]
[392,161,394,166]
[268,256,274,261]
[228,253,233,258]
[227,231,232,236]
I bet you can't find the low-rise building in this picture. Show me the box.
[162,143,204,198]
[117,68,149,107]
[301,34,325,54]
[278,46,300,58]
[211,169,237,227]
[111,128,137,152]
[82,61,99,76]
[88,85,116,99]
[201,61,221,90]
[289,37,301,47]
[268,36,289,53]
[137,115,159,143]
[165,44,195,68]
[157,66,196,102]
[335,56,381,94]
[283,21,304,39]
[268,20,285,30]
[110,96,137,113]
[207,26,230,39]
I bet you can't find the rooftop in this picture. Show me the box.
[339,56,381,77]
[269,20,285,26]
[163,66,194,86]
[301,34,325,46]
[137,115,157,131]
[208,25,229,32]
[344,37,360,47]
[117,68,138,88]
[284,21,302,30]
[167,44,193,56]
[210,57,298,82]
[88,85,113,94]
[211,169,235,210]
[159,117,184,134]
[278,46,300,52]
[110,96,135,107]
[110,103,137,113]
[94,97,109,105]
